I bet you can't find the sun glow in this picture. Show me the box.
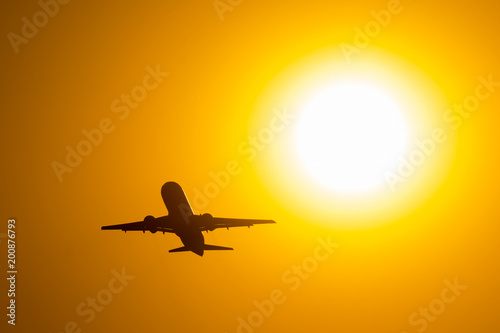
[296,82,408,193]
[251,47,456,229]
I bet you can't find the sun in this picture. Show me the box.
[295,81,408,193]
[250,47,456,229]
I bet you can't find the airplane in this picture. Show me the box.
[101,182,276,256]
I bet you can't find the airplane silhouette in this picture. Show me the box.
[101,182,275,256]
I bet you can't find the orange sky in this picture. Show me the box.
[1,0,500,332]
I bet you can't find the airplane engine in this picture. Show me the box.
[202,213,216,231]
[144,215,157,233]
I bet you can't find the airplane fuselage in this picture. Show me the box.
[175,223,205,256]
[152,215,205,256]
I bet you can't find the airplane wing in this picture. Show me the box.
[195,216,276,232]
[101,218,175,233]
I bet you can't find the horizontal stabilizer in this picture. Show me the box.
[204,244,233,251]
[169,244,233,254]
[169,246,190,253]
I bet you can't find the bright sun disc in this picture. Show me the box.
[296,82,408,193]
